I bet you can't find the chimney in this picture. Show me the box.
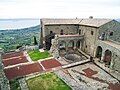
[89,16,93,19]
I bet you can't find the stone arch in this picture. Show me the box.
[104,49,112,65]
[76,40,81,48]
[68,40,74,49]
[96,46,102,60]
[59,40,66,50]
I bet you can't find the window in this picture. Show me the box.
[91,31,94,35]
[109,32,113,36]
[50,31,53,34]
[79,29,81,35]
[60,29,64,35]
[86,45,87,48]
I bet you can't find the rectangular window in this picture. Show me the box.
[91,31,94,35]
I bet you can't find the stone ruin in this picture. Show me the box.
[50,35,59,58]
[65,54,83,62]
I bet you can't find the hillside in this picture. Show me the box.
[0,25,40,52]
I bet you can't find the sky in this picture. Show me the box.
[0,0,120,29]
[0,0,120,19]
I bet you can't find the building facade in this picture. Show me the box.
[40,18,120,72]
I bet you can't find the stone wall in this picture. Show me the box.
[99,20,120,43]
[44,24,79,36]
[79,25,98,56]
[96,40,120,72]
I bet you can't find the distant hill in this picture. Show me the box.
[116,19,120,22]
[0,25,40,52]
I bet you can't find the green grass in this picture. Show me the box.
[28,50,52,61]
[27,72,71,90]
[9,79,21,90]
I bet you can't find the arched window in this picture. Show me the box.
[79,29,81,35]
[91,31,94,35]
[96,46,102,59]
[60,29,64,35]
[109,32,113,36]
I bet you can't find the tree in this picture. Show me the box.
[33,36,38,45]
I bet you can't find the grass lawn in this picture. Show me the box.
[9,79,21,90]
[28,50,52,61]
[27,72,71,90]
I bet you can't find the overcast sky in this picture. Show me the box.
[0,0,120,19]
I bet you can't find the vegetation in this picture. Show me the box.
[33,36,38,45]
[28,50,52,61]
[9,79,21,90]
[27,72,71,90]
[0,25,40,52]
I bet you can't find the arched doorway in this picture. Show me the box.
[59,41,66,50]
[104,49,112,66]
[68,40,74,53]
[59,41,66,56]
[68,40,74,49]
[76,40,80,48]
[60,29,64,35]
[96,46,102,60]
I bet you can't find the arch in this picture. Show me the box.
[104,49,112,65]
[68,40,74,49]
[59,40,66,50]
[96,46,102,60]
[76,40,81,48]
[60,29,64,35]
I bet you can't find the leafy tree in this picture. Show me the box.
[33,36,38,45]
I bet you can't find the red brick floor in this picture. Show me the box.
[3,56,28,67]
[41,59,62,70]
[82,68,98,77]
[4,62,43,80]
[2,51,24,59]
[3,52,62,80]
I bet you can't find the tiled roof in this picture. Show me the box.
[79,19,112,27]
[41,18,81,25]
[41,18,112,27]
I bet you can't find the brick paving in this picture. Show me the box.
[4,62,43,80]
[3,56,28,67]
[41,59,62,70]
[2,51,28,67]
[2,51,24,59]
[3,55,62,80]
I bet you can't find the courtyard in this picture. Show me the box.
[28,50,52,61]
[27,72,71,90]
[59,62,120,90]
[1,49,120,90]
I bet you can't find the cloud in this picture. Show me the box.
[0,0,120,19]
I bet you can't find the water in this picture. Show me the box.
[0,19,40,30]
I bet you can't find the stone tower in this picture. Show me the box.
[0,48,10,90]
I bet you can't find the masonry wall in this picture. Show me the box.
[79,25,98,56]
[96,40,120,72]
[44,24,79,36]
[99,20,120,43]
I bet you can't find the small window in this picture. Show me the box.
[67,27,69,29]
[86,45,87,48]
[109,32,113,36]
[50,31,53,34]
[91,31,94,35]
[60,29,64,35]
[79,29,81,35]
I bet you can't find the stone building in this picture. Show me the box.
[40,18,120,72]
